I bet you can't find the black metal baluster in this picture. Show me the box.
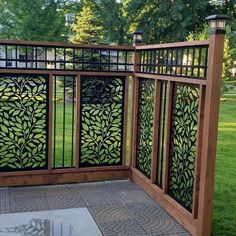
[157,49,160,74]
[175,49,178,75]
[5,45,7,68]
[25,46,28,69]
[99,49,102,71]
[153,49,157,73]
[170,49,173,75]
[71,77,75,167]
[125,50,128,72]
[108,50,111,71]
[204,47,208,78]
[180,49,183,76]
[185,48,189,76]
[117,50,119,71]
[160,82,167,188]
[15,45,18,68]
[62,76,66,167]
[149,50,153,73]
[191,48,195,77]
[82,49,84,70]
[166,49,169,74]
[53,76,57,168]
[198,48,202,78]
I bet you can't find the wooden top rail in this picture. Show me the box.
[0,39,134,50]
[136,40,209,50]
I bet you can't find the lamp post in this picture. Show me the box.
[205,14,229,34]
[133,30,144,46]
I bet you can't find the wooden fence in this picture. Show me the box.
[0,30,225,236]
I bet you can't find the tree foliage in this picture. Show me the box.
[188,24,236,94]
[70,1,104,44]
[97,0,128,45]
[122,0,214,44]
[0,0,67,41]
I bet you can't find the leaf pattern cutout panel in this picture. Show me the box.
[79,76,125,167]
[136,78,155,178]
[0,74,48,171]
[168,83,199,211]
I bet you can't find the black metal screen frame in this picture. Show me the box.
[0,73,49,172]
[78,75,126,168]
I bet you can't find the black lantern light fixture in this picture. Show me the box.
[205,15,230,34]
[133,30,144,45]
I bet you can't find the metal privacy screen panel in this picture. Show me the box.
[136,78,155,178]
[0,74,49,171]
[79,75,125,167]
[168,83,199,211]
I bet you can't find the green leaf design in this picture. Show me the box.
[0,75,48,171]
[168,83,199,211]
[136,78,155,178]
[79,76,124,167]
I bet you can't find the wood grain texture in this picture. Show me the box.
[192,85,205,219]
[0,39,134,50]
[136,40,209,50]
[150,80,161,183]
[0,168,129,187]
[197,34,225,236]
[135,73,207,85]
[75,74,81,169]
[47,74,53,172]
[163,81,173,194]
[122,76,129,166]
[0,70,133,76]
[131,77,139,169]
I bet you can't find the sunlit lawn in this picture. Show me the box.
[212,87,236,236]
[53,102,75,168]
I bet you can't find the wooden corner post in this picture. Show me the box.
[197,15,227,236]
[130,35,142,169]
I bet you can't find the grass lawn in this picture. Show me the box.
[53,102,75,168]
[212,86,236,236]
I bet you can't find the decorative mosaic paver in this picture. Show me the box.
[0,180,191,236]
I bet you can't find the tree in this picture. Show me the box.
[70,2,104,44]
[0,0,67,41]
[97,0,128,45]
[188,24,236,94]
[122,0,213,44]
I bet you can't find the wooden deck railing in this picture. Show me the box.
[0,31,225,236]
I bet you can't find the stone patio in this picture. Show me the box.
[0,180,191,236]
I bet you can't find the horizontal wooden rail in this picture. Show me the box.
[0,69,133,76]
[0,39,134,50]
[135,73,208,85]
[136,40,209,50]
[0,167,130,186]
